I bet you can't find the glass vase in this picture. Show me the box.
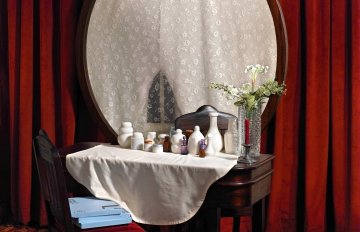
[236,105,262,160]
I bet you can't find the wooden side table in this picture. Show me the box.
[170,154,274,232]
[60,144,273,232]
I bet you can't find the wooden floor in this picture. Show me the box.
[0,225,47,232]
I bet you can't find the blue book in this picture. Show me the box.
[73,214,132,229]
[69,197,126,218]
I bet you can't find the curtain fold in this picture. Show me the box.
[349,3,360,231]
[7,0,34,224]
[0,0,359,231]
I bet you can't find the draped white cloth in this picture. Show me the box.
[86,0,276,134]
[66,145,237,225]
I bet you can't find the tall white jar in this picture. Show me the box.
[205,112,223,153]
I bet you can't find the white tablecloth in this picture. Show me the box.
[66,145,237,225]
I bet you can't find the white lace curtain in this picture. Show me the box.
[87,0,276,134]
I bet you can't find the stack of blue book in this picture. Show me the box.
[69,197,132,229]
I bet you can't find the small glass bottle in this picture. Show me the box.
[180,136,188,155]
[163,136,171,152]
[198,139,206,158]
[158,134,168,144]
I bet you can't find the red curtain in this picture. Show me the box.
[0,0,359,231]
[0,0,104,226]
[267,0,360,231]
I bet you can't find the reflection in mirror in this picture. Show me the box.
[77,0,287,142]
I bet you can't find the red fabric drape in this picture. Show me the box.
[0,0,95,225]
[0,0,359,231]
[267,0,360,232]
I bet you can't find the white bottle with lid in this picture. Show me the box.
[187,125,205,155]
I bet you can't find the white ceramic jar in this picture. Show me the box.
[205,112,223,153]
[147,132,157,143]
[187,125,205,155]
[117,122,133,148]
[131,132,144,150]
[171,129,183,154]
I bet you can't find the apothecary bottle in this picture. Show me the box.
[180,136,188,155]
[163,136,171,152]
[198,139,206,158]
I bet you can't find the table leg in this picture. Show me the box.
[169,207,221,232]
[233,216,240,232]
[203,208,221,232]
[252,198,266,232]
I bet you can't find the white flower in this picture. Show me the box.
[209,64,286,113]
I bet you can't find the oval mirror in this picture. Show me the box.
[76,0,287,143]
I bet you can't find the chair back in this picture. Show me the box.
[175,105,236,136]
[33,129,74,232]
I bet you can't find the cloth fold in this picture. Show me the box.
[66,145,237,225]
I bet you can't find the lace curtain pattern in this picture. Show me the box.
[86,0,276,134]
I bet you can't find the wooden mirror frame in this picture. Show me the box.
[76,0,288,144]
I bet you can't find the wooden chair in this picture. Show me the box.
[33,129,145,232]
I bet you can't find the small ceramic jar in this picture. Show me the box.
[152,144,163,153]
